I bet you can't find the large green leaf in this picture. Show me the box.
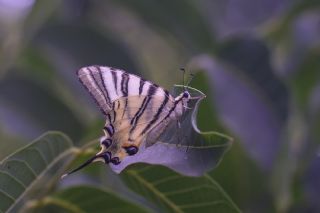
[24,186,151,213]
[0,132,73,213]
[121,165,241,213]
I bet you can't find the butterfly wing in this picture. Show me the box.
[108,95,176,141]
[78,66,183,162]
[62,66,192,177]
[77,66,166,115]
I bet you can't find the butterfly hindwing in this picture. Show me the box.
[77,66,188,162]
[106,95,175,141]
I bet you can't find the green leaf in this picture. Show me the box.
[0,131,25,161]
[291,47,320,109]
[113,0,216,51]
[23,186,151,213]
[0,132,73,213]
[210,142,275,212]
[189,72,225,133]
[121,165,241,213]
[0,73,85,141]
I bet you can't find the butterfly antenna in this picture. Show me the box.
[61,154,100,179]
[180,67,186,91]
[186,73,195,87]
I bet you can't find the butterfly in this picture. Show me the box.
[62,66,197,178]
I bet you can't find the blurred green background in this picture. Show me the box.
[1,0,320,212]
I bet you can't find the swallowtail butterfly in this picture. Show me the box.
[62,66,199,177]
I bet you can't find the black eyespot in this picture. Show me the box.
[124,146,138,156]
[101,139,112,148]
[110,157,121,165]
[183,92,189,98]
[101,152,111,163]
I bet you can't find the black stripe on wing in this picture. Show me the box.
[77,68,110,115]
[88,67,111,105]
[77,66,173,120]
[130,85,157,133]
[139,78,145,95]
[111,70,118,96]
[140,94,184,137]
[121,72,129,97]
[140,90,170,135]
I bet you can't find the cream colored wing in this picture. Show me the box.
[100,95,186,162]
[77,66,170,115]
[105,95,175,144]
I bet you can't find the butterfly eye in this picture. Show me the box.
[101,152,111,163]
[124,146,139,156]
[183,91,190,98]
[101,139,112,148]
[110,157,121,165]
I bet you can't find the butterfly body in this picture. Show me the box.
[77,66,191,165]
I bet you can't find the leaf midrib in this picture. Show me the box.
[128,170,184,213]
[38,197,86,213]
[204,174,242,213]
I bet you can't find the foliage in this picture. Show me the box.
[0,132,238,213]
[0,0,320,212]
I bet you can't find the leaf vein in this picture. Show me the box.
[5,148,72,212]
[31,147,49,165]
[43,138,55,160]
[0,171,27,189]
[151,175,180,186]
[6,159,37,177]
[179,200,227,209]
[0,188,15,202]
[162,185,215,196]
[128,170,184,213]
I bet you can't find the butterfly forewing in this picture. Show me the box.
[77,66,170,114]
[77,66,186,162]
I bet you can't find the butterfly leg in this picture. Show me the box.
[175,117,190,151]
[175,119,183,147]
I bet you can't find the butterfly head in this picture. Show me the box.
[183,90,190,99]
[179,67,194,105]
[181,90,191,107]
